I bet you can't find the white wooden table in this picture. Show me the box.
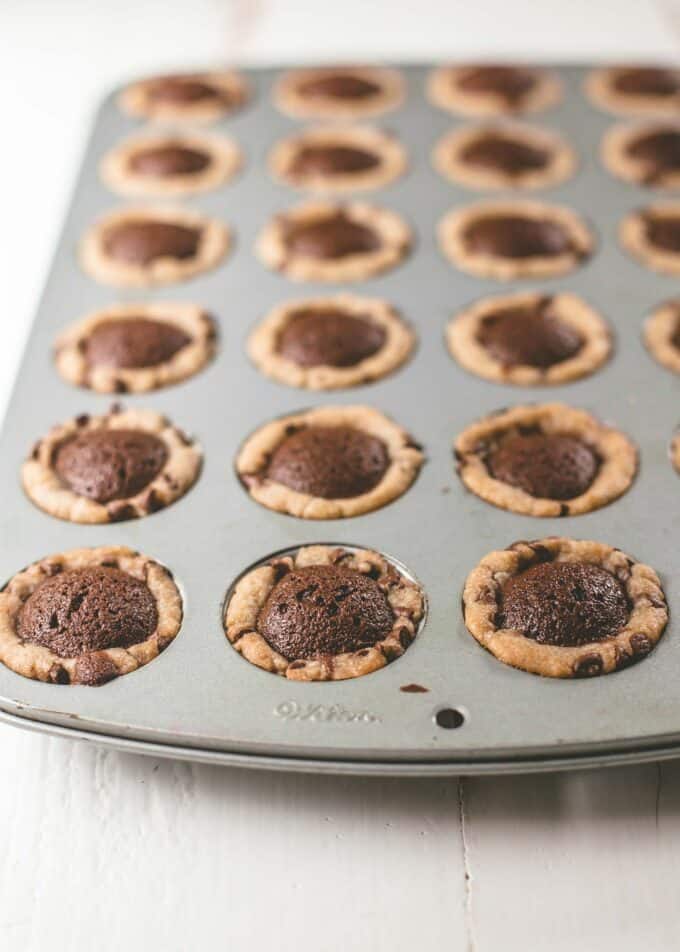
[1,3,680,948]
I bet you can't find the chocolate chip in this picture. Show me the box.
[528,543,554,564]
[107,502,137,522]
[573,653,604,678]
[615,646,634,670]
[41,561,63,577]
[630,633,653,658]
[397,626,412,648]
[144,488,165,513]
[48,664,70,685]
[271,559,293,582]
[476,584,498,607]
[74,652,119,686]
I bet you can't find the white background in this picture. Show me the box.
[1,2,680,949]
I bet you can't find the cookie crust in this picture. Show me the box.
[80,205,230,288]
[601,122,680,190]
[256,201,411,283]
[585,66,680,117]
[224,545,424,681]
[247,294,415,390]
[275,66,404,119]
[101,132,242,197]
[269,124,407,193]
[236,405,423,519]
[463,537,667,678]
[54,301,217,394]
[455,403,637,518]
[432,122,576,191]
[118,70,247,123]
[620,203,680,275]
[23,407,202,524]
[427,65,561,117]
[438,200,593,280]
[0,546,182,685]
[671,428,680,476]
[644,299,680,373]
[446,291,612,386]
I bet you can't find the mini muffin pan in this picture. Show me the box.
[2,64,680,776]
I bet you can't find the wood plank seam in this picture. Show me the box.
[457,778,476,952]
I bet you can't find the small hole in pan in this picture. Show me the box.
[434,707,465,729]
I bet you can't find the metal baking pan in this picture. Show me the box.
[1,64,680,776]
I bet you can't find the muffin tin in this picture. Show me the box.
[1,63,680,776]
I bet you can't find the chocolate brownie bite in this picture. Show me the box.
[644,298,680,373]
[275,66,403,119]
[446,291,611,386]
[585,65,680,117]
[23,407,201,524]
[455,403,636,517]
[101,132,242,197]
[224,545,424,681]
[601,122,680,189]
[269,125,406,193]
[433,123,576,191]
[80,206,230,287]
[428,64,561,117]
[463,537,667,678]
[248,294,414,390]
[277,308,385,368]
[118,70,247,122]
[236,405,423,519]
[86,319,190,369]
[0,546,182,685]
[620,203,680,275]
[439,201,592,280]
[55,301,216,393]
[257,201,410,282]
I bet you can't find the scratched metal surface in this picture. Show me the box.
[1,64,679,772]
